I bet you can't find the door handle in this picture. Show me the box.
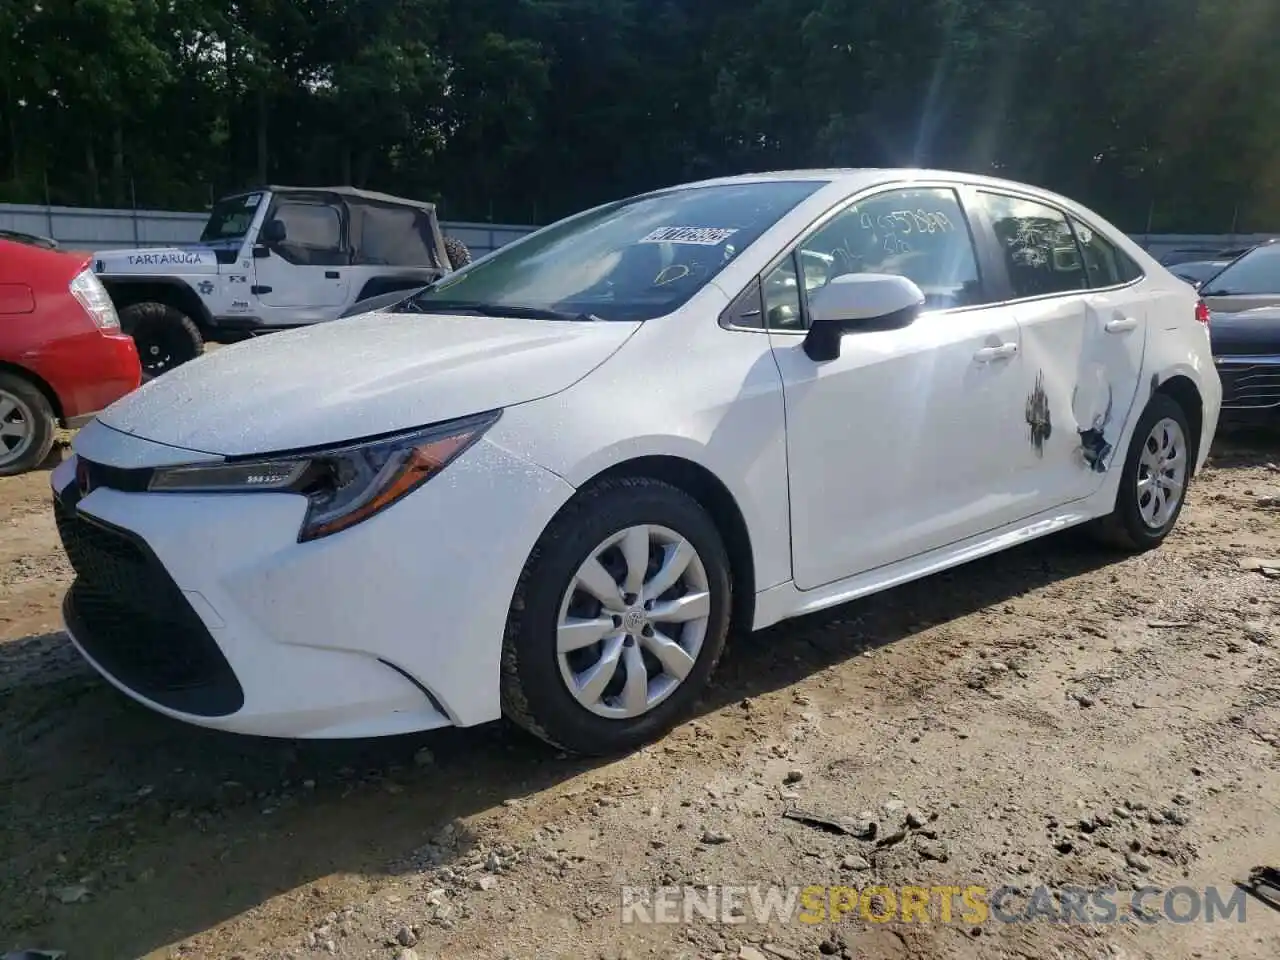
[1105,316,1138,333]
[973,343,1019,362]
[325,271,340,279]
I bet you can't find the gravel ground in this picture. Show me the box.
[1,428,1278,960]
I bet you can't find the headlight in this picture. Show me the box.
[148,411,500,541]
[69,268,120,329]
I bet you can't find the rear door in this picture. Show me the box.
[968,190,1148,511]
[1070,214,1150,478]
[252,194,352,317]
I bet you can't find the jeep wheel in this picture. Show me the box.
[443,236,472,270]
[120,301,204,379]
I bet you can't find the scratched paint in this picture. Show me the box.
[1025,370,1052,456]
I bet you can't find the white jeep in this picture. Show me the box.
[94,186,470,377]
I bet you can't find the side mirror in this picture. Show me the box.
[259,218,287,245]
[802,273,925,362]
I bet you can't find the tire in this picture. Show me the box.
[500,477,732,756]
[1086,392,1194,552]
[0,372,57,477]
[119,301,203,379]
[443,236,472,270]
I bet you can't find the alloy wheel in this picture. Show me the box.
[1136,416,1187,529]
[556,524,712,720]
[0,389,35,469]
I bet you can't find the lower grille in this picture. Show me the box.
[54,492,244,717]
[1219,362,1280,411]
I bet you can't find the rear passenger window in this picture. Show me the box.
[976,192,1086,299]
[1070,217,1143,287]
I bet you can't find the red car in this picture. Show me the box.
[0,237,141,475]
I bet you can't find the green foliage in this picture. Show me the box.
[0,0,1277,229]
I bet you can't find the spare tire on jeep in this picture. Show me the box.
[119,301,204,379]
[443,236,472,270]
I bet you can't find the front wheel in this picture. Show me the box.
[119,301,204,379]
[501,477,732,756]
[1087,392,1194,551]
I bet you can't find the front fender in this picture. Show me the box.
[488,344,794,593]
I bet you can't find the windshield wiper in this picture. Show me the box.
[401,298,602,322]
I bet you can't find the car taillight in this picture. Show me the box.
[1195,300,1211,326]
[69,268,120,330]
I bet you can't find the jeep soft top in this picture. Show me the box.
[96,185,473,377]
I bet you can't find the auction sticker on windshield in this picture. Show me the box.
[639,226,740,245]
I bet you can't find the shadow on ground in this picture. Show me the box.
[0,434,1275,958]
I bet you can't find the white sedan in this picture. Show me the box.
[51,169,1221,755]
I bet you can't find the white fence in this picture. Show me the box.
[0,202,537,257]
[1,202,1276,262]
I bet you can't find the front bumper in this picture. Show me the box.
[50,427,575,738]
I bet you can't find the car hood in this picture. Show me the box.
[93,246,221,276]
[96,310,641,457]
[1209,307,1280,358]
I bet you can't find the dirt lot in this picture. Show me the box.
[2,430,1279,960]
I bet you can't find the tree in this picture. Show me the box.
[0,0,1278,229]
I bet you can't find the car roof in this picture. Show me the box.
[224,185,436,212]
[659,167,1090,207]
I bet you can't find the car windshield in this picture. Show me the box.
[200,192,266,243]
[1201,243,1280,296]
[405,180,827,322]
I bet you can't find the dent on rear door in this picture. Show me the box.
[1072,290,1147,477]
[1015,292,1146,507]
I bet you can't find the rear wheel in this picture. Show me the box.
[1087,392,1193,551]
[501,477,732,756]
[443,236,472,270]
[0,372,56,477]
[119,301,203,379]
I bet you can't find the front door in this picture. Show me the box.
[253,196,352,320]
[969,190,1149,511]
[768,185,1033,591]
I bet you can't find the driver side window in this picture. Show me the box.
[270,201,347,266]
[762,187,983,331]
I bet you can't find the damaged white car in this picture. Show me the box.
[54,170,1220,755]
[93,186,471,377]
